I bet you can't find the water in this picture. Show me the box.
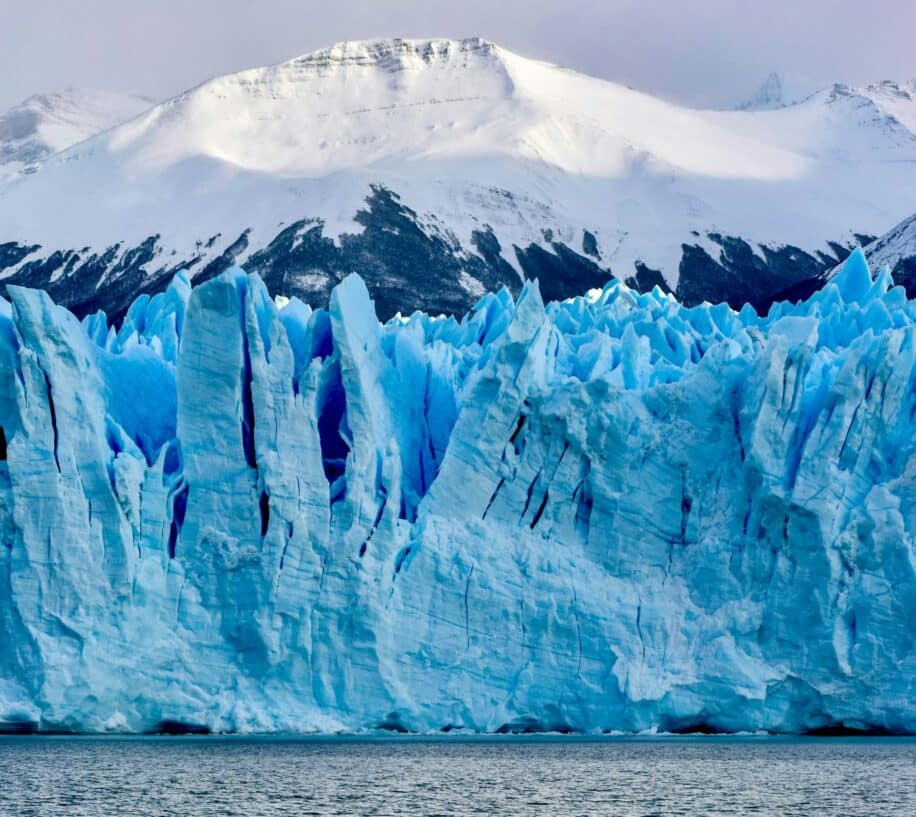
[0,736,913,816]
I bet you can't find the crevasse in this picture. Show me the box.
[0,248,913,734]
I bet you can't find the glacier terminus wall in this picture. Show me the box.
[0,248,913,734]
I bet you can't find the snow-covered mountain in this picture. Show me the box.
[865,211,916,291]
[782,208,916,304]
[1,38,915,321]
[1,249,914,733]
[735,72,813,110]
[0,89,154,180]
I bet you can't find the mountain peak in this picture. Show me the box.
[736,72,819,110]
[0,88,153,176]
[286,37,500,73]
[738,72,785,109]
[2,40,915,326]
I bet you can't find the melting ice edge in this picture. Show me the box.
[0,248,914,734]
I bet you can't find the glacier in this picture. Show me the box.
[0,247,914,734]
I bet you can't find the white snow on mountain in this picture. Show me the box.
[859,79,916,135]
[0,89,154,180]
[864,210,916,273]
[0,39,914,299]
[735,72,814,110]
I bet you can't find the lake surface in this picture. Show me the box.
[0,735,913,816]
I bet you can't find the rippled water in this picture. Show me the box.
[0,736,913,816]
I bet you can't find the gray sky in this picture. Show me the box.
[3,0,914,111]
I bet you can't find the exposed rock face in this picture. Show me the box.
[2,40,914,325]
[0,186,867,326]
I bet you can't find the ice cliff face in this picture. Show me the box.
[0,248,914,734]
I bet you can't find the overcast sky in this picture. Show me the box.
[3,0,914,111]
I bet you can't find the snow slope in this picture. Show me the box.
[0,89,154,180]
[865,211,916,289]
[0,39,914,320]
[0,249,913,734]
[784,209,916,306]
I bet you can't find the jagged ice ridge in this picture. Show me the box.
[0,248,914,734]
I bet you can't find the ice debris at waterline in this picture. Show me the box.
[0,248,914,735]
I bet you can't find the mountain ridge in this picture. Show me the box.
[1,37,915,320]
[0,88,154,179]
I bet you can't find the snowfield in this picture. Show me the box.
[0,39,914,320]
[0,89,153,181]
